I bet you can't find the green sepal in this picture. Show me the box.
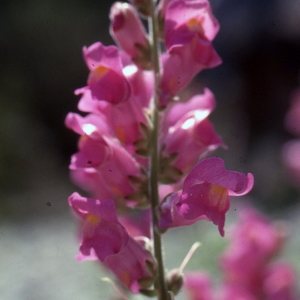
[139,289,157,297]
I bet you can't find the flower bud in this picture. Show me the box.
[166,268,184,295]
[110,2,152,69]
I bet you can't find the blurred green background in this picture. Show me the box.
[1,0,300,299]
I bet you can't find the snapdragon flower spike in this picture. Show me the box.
[159,40,221,107]
[158,157,254,236]
[164,0,220,49]
[220,208,286,295]
[160,89,224,180]
[110,2,151,69]
[65,113,146,206]
[82,42,131,104]
[68,193,156,293]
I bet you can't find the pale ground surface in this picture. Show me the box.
[1,202,300,299]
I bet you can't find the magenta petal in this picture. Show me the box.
[68,192,118,222]
[228,173,254,196]
[69,193,126,261]
[88,67,131,104]
[76,88,109,113]
[70,138,109,169]
[82,42,131,104]
[83,42,123,73]
[184,157,254,195]
[80,219,126,261]
[110,2,148,59]
[76,89,142,145]
[165,0,219,49]
[164,88,216,127]
[162,117,224,175]
[177,182,229,236]
[159,42,221,107]
[159,191,185,229]
[65,112,111,137]
[70,169,120,202]
[158,191,208,230]
[68,192,156,293]
[158,157,254,236]
[104,236,155,293]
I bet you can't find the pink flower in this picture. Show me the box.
[160,89,225,180]
[76,91,145,150]
[159,40,221,107]
[263,263,299,300]
[110,2,151,68]
[65,110,112,138]
[76,67,153,152]
[68,193,156,293]
[162,88,216,127]
[220,208,286,295]
[65,113,147,207]
[184,272,214,300]
[81,42,131,104]
[158,157,254,236]
[164,0,220,50]
[158,0,221,106]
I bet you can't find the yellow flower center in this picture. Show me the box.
[109,184,124,198]
[89,65,109,83]
[94,65,109,76]
[187,18,204,36]
[209,184,228,210]
[86,214,100,225]
[114,125,126,144]
[119,270,131,286]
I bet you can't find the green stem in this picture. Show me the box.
[148,1,168,300]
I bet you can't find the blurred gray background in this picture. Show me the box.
[1,0,300,299]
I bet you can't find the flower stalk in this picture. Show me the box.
[148,1,168,299]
